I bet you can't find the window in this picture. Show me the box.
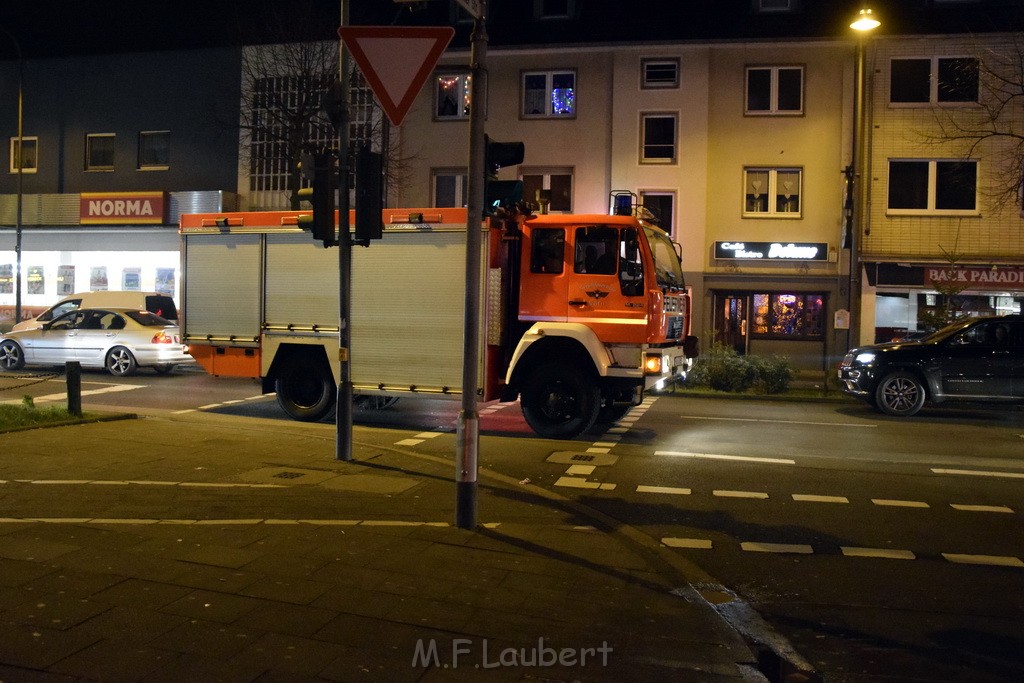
[890,57,979,105]
[574,226,618,275]
[435,73,471,119]
[752,293,825,339]
[522,70,575,118]
[746,66,803,115]
[534,0,574,19]
[755,0,797,12]
[85,133,115,171]
[432,170,468,207]
[887,159,978,213]
[522,170,573,212]
[639,191,675,233]
[138,131,169,169]
[9,136,37,174]
[743,167,802,216]
[530,228,565,274]
[642,59,680,89]
[641,113,677,164]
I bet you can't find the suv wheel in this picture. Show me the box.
[875,371,926,416]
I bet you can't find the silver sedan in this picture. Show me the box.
[0,307,194,377]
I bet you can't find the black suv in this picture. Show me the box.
[838,315,1024,416]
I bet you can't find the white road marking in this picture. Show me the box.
[636,485,691,495]
[566,464,596,476]
[841,547,916,560]
[656,451,796,465]
[943,554,1024,568]
[662,537,712,549]
[714,490,769,499]
[951,504,1014,513]
[554,476,615,491]
[792,494,849,504]
[678,415,876,428]
[18,384,141,404]
[872,499,930,508]
[741,542,813,554]
[932,468,1024,480]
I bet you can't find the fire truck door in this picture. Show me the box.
[567,226,646,343]
[518,227,570,323]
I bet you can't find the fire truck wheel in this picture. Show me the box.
[275,358,336,422]
[521,363,600,440]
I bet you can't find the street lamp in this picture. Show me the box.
[844,7,880,351]
[0,28,23,327]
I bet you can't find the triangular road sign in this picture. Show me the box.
[339,26,455,127]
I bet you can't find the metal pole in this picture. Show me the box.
[2,29,24,326]
[456,4,487,530]
[336,0,353,461]
[847,36,866,351]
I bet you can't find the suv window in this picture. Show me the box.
[145,295,177,321]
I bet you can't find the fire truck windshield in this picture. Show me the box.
[643,226,685,290]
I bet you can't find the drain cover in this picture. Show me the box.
[546,451,618,467]
[272,471,306,479]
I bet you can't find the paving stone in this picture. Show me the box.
[161,589,264,623]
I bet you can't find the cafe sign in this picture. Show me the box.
[715,241,827,261]
[80,191,167,225]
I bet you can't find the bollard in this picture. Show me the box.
[66,361,82,417]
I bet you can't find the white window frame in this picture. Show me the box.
[85,133,116,172]
[745,65,804,115]
[886,159,980,216]
[889,56,980,106]
[641,58,680,89]
[432,169,468,208]
[743,167,803,218]
[9,136,38,174]
[434,72,472,120]
[522,168,574,213]
[521,70,576,119]
[640,113,678,165]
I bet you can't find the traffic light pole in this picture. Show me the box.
[336,0,354,462]
[456,8,487,530]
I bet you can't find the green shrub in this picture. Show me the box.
[684,345,794,394]
[749,355,795,394]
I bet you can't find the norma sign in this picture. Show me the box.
[715,241,828,261]
[80,191,167,225]
[338,26,455,127]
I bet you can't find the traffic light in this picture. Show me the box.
[297,152,337,247]
[484,135,524,214]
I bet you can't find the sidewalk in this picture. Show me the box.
[0,413,772,681]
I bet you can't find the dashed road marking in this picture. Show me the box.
[656,451,796,465]
[10,384,142,405]
[872,499,930,508]
[932,468,1024,480]
[554,476,616,491]
[841,547,916,560]
[636,485,691,495]
[943,554,1024,568]
[741,542,814,554]
[714,490,769,499]
[0,517,502,528]
[950,504,1014,513]
[793,494,849,504]
[172,393,271,414]
[662,537,712,549]
[677,415,876,428]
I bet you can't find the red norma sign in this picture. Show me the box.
[339,26,455,127]
[80,191,167,225]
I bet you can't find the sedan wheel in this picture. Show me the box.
[106,346,138,377]
[875,371,926,416]
[0,339,25,371]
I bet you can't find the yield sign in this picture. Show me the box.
[339,26,455,127]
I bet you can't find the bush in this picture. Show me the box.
[684,344,794,394]
[748,355,795,394]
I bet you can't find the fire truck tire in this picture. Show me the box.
[520,363,600,440]
[275,357,336,422]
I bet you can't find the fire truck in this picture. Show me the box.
[178,204,697,439]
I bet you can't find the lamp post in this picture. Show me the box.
[1,28,23,326]
[845,7,880,350]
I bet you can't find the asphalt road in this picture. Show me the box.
[4,367,1024,680]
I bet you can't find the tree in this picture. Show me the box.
[930,35,1024,210]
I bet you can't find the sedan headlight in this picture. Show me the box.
[854,351,877,364]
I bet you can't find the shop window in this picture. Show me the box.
[887,159,977,213]
[755,0,798,12]
[746,66,803,115]
[9,136,37,174]
[751,292,824,339]
[641,113,677,164]
[890,57,979,105]
[522,170,573,212]
[744,167,801,216]
[432,170,468,207]
[435,73,471,119]
[534,0,574,19]
[85,133,115,171]
[138,131,169,170]
[642,59,680,89]
[522,70,575,118]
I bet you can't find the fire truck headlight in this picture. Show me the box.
[644,353,664,375]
